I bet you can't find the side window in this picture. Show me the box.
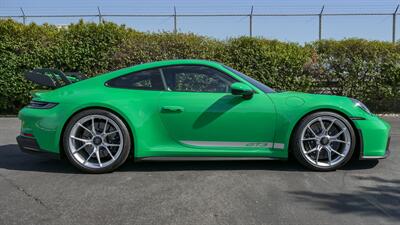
[161,65,236,93]
[107,69,164,90]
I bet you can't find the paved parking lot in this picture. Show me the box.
[0,116,399,225]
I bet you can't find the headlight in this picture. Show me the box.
[351,98,371,114]
[26,100,58,109]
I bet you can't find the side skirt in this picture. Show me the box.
[135,156,285,162]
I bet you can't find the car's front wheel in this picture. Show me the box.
[292,111,356,171]
[63,109,131,173]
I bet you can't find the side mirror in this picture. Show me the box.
[230,82,254,100]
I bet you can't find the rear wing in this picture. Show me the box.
[24,68,87,88]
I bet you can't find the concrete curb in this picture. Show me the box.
[376,114,400,117]
[0,115,18,118]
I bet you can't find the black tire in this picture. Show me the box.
[292,111,356,171]
[63,109,131,173]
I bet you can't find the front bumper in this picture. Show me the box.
[352,115,391,159]
[16,135,59,158]
[359,133,391,160]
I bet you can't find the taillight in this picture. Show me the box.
[26,100,58,109]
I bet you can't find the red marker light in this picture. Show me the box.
[22,132,34,137]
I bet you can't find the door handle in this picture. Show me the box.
[161,106,184,113]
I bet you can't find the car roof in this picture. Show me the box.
[93,59,228,83]
[131,59,223,70]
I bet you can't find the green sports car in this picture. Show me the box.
[17,59,391,173]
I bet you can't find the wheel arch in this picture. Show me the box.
[59,106,136,159]
[287,108,361,159]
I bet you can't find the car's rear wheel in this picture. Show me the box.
[292,111,356,171]
[63,109,131,173]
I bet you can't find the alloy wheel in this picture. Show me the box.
[68,115,124,169]
[300,115,352,168]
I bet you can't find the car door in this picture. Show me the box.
[158,65,277,156]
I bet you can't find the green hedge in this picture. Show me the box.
[0,19,399,114]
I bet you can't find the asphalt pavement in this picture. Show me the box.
[0,116,399,225]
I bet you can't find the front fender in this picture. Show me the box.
[268,92,368,157]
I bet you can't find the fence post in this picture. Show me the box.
[319,5,324,41]
[20,7,26,25]
[173,6,177,33]
[97,6,102,24]
[249,6,254,37]
[393,5,399,44]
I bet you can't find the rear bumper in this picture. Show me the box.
[18,106,63,154]
[16,135,59,158]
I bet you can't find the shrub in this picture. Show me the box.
[306,39,400,112]
[0,19,398,114]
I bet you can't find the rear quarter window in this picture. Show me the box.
[106,69,164,90]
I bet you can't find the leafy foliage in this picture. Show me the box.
[306,39,400,112]
[0,19,399,113]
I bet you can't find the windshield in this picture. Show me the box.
[223,65,275,93]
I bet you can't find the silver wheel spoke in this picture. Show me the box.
[327,146,345,157]
[103,145,115,160]
[302,137,317,141]
[330,138,349,144]
[307,125,317,137]
[332,128,347,138]
[102,119,108,134]
[305,147,318,154]
[91,117,96,135]
[71,136,90,143]
[318,117,326,133]
[104,143,120,147]
[95,149,102,167]
[326,147,332,166]
[72,143,90,154]
[326,119,336,132]
[78,123,93,135]
[104,130,118,136]
[84,147,96,165]
[315,149,320,165]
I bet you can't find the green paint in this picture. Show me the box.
[18,60,390,159]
